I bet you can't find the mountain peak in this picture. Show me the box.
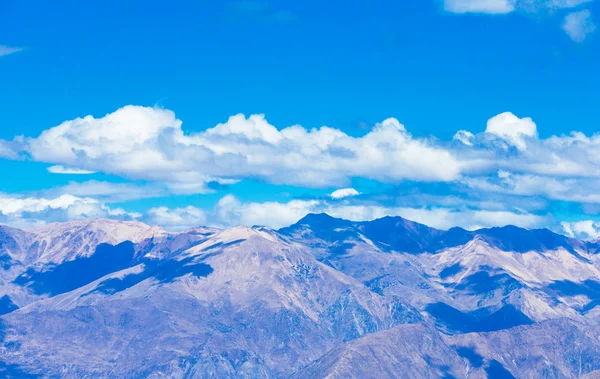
[282,213,353,233]
[297,213,342,224]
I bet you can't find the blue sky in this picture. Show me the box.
[1,0,600,238]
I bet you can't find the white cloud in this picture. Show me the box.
[330,188,360,199]
[447,110,600,207]
[11,106,600,204]
[213,194,320,228]
[560,220,600,240]
[0,45,23,57]
[484,112,538,151]
[143,206,208,231]
[444,0,515,14]
[388,207,546,230]
[25,107,600,200]
[0,193,133,229]
[444,0,595,14]
[2,106,462,190]
[562,10,596,42]
[463,171,600,203]
[453,130,475,146]
[0,192,559,235]
[444,0,597,43]
[47,165,96,174]
[4,107,600,232]
[206,195,547,230]
[454,112,600,187]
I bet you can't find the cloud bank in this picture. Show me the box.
[1,106,600,237]
[4,105,600,204]
[0,191,548,233]
[3,106,461,191]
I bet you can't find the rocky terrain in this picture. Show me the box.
[1,214,600,378]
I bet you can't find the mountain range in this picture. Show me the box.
[1,214,600,378]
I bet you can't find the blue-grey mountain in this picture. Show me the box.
[1,215,600,378]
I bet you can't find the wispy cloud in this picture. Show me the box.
[444,0,595,14]
[562,9,596,41]
[47,165,96,175]
[444,0,515,14]
[0,45,24,57]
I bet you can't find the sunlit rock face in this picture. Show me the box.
[1,214,600,378]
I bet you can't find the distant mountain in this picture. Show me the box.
[281,213,595,254]
[1,219,168,265]
[1,214,600,378]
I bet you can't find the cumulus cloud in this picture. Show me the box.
[0,45,23,57]
[3,107,600,211]
[562,10,596,42]
[453,112,600,182]
[3,107,600,233]
[0,106,462,190]
[446,111,600,206]
[9,106,600,202]
[16,106,600,201]
[484,112,538,151]
[330,188,360,199]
